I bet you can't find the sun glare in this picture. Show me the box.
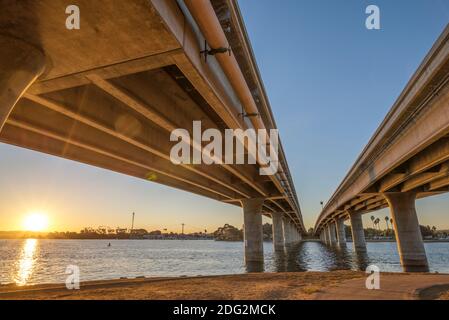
[23,213,49,232]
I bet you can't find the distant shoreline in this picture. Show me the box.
[0,237,215,241]
[2,238,449,242]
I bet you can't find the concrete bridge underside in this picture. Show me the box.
[0,0,304,270]
[316,24,449,272]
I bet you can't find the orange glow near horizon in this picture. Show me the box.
[22,212,50,232]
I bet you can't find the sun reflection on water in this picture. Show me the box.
[15,239,38,286]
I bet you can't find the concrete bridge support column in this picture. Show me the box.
[0,36,45,132]
[282,218,288,245]
[335,218,346,246]
[292,227,298,242]
[383,192,429,272]
[328,223,337,245]
[324,225,330,245]
[288,223,295,244]
[290,226,295,243]
[323,228,329,245]
[241,198,265,271]
[349,211,367,253]
[282,217,292,245]
[271,212,285,251]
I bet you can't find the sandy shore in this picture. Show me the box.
[1,271,449,300]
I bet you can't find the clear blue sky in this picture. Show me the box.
[0,0,448,232]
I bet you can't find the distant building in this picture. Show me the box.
[131,229,148,235]
[116,228,128,234]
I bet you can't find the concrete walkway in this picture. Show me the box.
[314,273,449,300]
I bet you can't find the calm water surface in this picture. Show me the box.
[1,239,448,285]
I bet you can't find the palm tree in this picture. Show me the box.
[385,216,390,235]
[371,215,375,228]
[374,218,381,231]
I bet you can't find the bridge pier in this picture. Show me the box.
[241,198,265,272]
[322,228,329,245]
[295,228,301,242]
[0,36,45,132]
[271,212,285,251]
[290,223,295,243]
[383,192,429,272]
[335,218,346,246]
[323,225,328,244]
[284,220,301,244]
[282,217,291,245]
[328,223,337,245]
[289,222,295,244]
[292,225,298,243]
[290,225,296,243]
[349,211,367,253]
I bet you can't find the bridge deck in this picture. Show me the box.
[315,24,449,232]
[0,0,304,231]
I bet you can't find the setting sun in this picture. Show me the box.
[22,213,49,232]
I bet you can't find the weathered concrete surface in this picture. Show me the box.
[328,223,337,245]
[0,0,181,80]
[0,35,45,131]
[242,198,264,269]
[384,192,429,272]
[271,212,285,251]
[323,229,329,245]
[349,211,367,253]
[282,217,292,245]
[335,217,346,246]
